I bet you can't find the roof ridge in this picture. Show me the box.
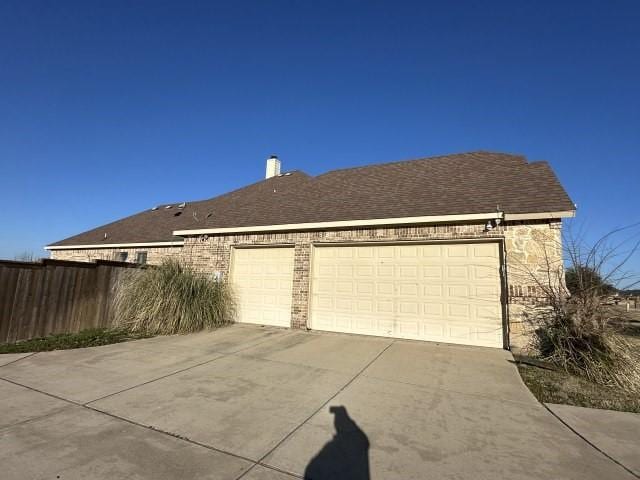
[315,151,527,177]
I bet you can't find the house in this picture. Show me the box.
[46,151,575,349]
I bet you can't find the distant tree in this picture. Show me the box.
[565,265,617,296]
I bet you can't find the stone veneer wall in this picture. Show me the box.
[503,220,563,349]
[49,220,563,349]
[50,245,184,265]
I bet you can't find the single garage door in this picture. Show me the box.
[310,242,504,347]
[230,247,294,327]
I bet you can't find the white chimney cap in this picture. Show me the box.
[265,155,281,179]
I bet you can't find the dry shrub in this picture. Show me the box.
[522,223,640,393]
[114,259,236,334]
[527,303,640,392]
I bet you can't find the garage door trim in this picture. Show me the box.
[230,243,295,249]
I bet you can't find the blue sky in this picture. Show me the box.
[1,1,638,275]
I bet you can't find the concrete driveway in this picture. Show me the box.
[0,325,635,479]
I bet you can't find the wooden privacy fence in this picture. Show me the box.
[0,259,140,344]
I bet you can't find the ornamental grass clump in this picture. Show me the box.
[114,259,235,334]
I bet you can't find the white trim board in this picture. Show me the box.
[44,210,576,250]
[45,241,184,251]
[173,210,575,236]
[173,213,501,236]
[504,210,576,220]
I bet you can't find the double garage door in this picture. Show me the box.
[231,242,504,348]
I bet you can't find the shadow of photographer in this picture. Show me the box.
[304,405,370,480]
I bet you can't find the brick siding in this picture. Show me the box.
[50,245,183,265]
[51,220,563,349]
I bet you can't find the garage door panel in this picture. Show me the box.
[421,245,443,257]
[477,327,503,344]
[424,302,444,316]
[473,264,499,280]
[234,264,250,275]
[377,282,394,295]
[355,317,375,331]
[448,303,471,319]
[263,281,279,290]
[423,266,443,279]
[356,299,374,312]
[399,246,419,257]
[355,265,373,276]
[398,301,419,315]
[447,265,470,280]
[231,247,294,327]
[336,281,354,294]
[335,298,354,312]
[398,265,418,278]
[398,283,419,296]
[424,285,443,297]
[317,248,335,259]
[311,312,333,329]
[478,305,501,319]
[423,321,446,337]
[317,265,334,276]
[340,248,357,258]
[334,316,352,329]
[310,242,503,348]
[377,318,394,334]
[447,285,470,298]
[475,284,500,297]
[315,280,334,294]
[473,243,499,258]
[377,300,394,313]
[396,320,420,336]
[313,295,333,310]
[356,282,374,295]
[449,325,473,341]
[373,246,392,258]
[337,265,354,276]
[248,262,263,273]
[262,310,277,323]
[446,244,469,257]
[377,265,394,276]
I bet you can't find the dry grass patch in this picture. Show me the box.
[517,359,640,413]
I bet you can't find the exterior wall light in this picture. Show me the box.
[485,207,504,232]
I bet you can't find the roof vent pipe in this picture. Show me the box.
[265,155,281,179]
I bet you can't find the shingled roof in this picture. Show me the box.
[48,151,574,246]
